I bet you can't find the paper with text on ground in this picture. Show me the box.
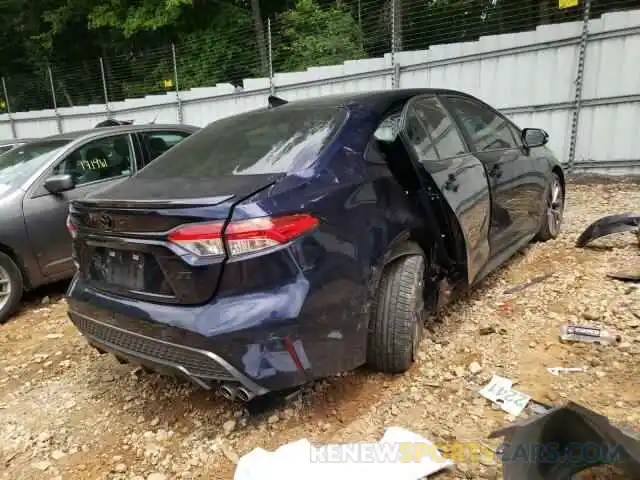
[478,375,531,417]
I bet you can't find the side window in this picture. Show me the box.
[444,96,518,152]
[409,97,468,160]
[53,134,133,186]
[139,131,191,165]
[405,107,438,162]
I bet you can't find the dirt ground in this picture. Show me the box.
[1,183,639,480]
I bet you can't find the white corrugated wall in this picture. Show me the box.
[1,9,639,174]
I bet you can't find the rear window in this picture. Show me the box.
[135,106,346,179]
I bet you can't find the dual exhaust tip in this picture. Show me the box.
[220,383,256,402]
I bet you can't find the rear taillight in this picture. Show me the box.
[66,214,77,239]
[167,214,319,258]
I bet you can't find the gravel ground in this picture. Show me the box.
[1,183,639,480]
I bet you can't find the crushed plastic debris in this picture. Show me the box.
[503,272,554,294]
[575,213,640,248]
[489,401,640,479]
[559,324,621,345]
[608,270,640,283]
[546,367,586,376]
[526,400,553,416]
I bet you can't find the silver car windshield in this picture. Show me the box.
[0,140,70,188]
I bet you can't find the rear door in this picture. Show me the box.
[439,94,539,257]
[399,95,491,285]
[23,133,138,278]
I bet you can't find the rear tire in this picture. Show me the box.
[535,171,564,242]
[367,254,425,373]
[0,252,23,325]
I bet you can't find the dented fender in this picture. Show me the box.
[575,213,640,248]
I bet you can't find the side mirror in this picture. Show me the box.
[373,115,401,144]
[521,128,549,148]
[373,129,397,144]
[44,174,74,194]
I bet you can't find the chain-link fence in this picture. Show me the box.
[0,0,638,117]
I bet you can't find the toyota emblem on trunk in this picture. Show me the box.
[98,213,114,230]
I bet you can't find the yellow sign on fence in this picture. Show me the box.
[163,79,174,89]
[559,0,579,8]
[0,98,5,110]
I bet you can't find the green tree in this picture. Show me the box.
[274,0,366,72]
[2,0,640,113]
[88,0,192,37]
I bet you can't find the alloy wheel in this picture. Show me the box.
[547,175,564,237]
[0,265,12,311]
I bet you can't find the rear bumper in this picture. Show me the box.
[68,309,269,395]
[66,272,368,394]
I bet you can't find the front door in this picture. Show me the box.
[440,94,539,258]
[23,133,137,279]
[399,95,492,285]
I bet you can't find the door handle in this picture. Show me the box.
[443,173,459,192]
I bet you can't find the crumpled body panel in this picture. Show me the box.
[576,213,640,248]
[489,401,640,479]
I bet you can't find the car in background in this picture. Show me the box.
[0,123,198,324]
[65,89,565,402]
[94,119,134,128]
[0,138,37,154]
[0,141,18,154]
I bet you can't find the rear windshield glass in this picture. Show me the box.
[135,106,347,178]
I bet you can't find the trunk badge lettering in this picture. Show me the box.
[87,213,114,230]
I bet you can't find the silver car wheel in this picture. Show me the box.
[547,175,564,237]
[0,264,12,311]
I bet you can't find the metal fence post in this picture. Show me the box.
[47,66,63,133]
[391,0,400,88]
[567,0,591,173]
[171,44,183,124]
[267,18,275,96]
[1,77,17,139]
[99,57,112,119]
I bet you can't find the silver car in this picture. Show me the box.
[0,139,37,154]
[0,123,199,323]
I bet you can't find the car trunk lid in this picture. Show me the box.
[69,174,280,305]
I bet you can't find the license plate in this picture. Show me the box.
[98,249,145,290]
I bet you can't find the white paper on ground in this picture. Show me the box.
[478,375,513,403]
[233,426,455,480]
[478,375,531,417]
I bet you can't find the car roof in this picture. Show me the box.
[270,88,473,114]
[0,138,34,146]
[41,123,200,142]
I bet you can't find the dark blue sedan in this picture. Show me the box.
[65,89,565,402]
